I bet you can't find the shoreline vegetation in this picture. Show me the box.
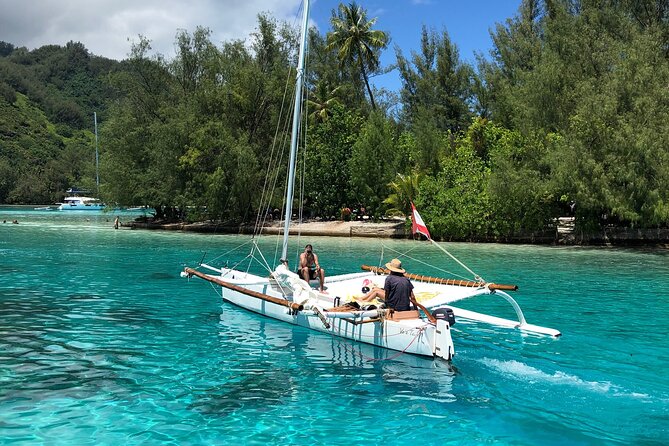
[2,3,668,241]
[121,217,669,247]
[3,204,666,246]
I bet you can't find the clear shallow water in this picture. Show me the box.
[1,206,667,445]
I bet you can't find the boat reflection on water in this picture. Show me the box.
[214,302,456,393]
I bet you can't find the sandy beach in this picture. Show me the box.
[124,219,407,238]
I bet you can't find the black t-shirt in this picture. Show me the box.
[384,273,413,311]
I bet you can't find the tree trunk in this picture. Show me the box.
[360,64,376,110]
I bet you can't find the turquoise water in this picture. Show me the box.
[1,206,667,445]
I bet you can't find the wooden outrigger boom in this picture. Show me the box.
[184,267,304,312]
[361,265,518,291]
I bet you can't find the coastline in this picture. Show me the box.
[3,205,665,246]
[121,218,669,247]
[121,219,407,238]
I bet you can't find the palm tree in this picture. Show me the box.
[384,171,422,216]
[307,81,343,122]
[326,2,389,110]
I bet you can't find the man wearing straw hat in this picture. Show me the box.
[361,258,416,311]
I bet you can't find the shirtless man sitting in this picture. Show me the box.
[298,244,325,292]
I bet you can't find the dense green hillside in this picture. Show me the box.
[0,41,121,203]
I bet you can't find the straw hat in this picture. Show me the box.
[385,258,405,274]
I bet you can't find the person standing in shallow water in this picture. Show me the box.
[114,216,119,229]
[298,244,326,292]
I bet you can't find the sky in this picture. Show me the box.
[0,0,521,92]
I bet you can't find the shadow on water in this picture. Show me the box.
[0,286,169,406]
[1,329,145,404]
[147,272,177,280]
[0,288,70,317]
[187,370,296,415]
[100,306,166,328]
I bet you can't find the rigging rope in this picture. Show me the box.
[254,71,293,239]
[380,243,479,282]
[429,239,483,281]
[253,4,305,241]
[198,239,254,268]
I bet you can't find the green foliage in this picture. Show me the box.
[304,105,363,218]
[410,108,450,175]
[2,2,668,236]
[417,132,491,240]
[0,41,15,57]
[384,171,422,216]
[486,122,559,234]
[307,29,359,112]
[348,111,405,215]
[307,81,343,122]
[0,41,119,129]
[0,92,92,203]
[0,41,121,204]
[396,26,474,132]
[0,81,16,103]
[101,19,299,221]
[414,118,561,239]
[326,2,389,110]
[485,0,669,229]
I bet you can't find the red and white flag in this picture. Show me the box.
[411,202,431,240]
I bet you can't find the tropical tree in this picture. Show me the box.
[396,26,474,132]
[348,111,401,215]
[307,80,342,122]
[326,2,389,110]
[416,127,492,240]
[485,0,669,228]
[303,105,363,218]
[384,171,422,216]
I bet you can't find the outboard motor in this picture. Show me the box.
[432,307,456,326]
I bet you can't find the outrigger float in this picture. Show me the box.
[181,0,559,361]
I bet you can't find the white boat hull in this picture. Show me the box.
[58,196,105,210]
[184,261,561,361]
[187,268,455,360]
[57,203,105,211]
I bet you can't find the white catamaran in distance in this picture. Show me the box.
[182,0,560,361]
[58,190,105,211]
[59,112,105,211]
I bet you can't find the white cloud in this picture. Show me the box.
[0,0,303,59]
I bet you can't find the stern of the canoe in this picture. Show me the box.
[434,318,454,360]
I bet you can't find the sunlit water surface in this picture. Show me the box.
[1,206,667,445]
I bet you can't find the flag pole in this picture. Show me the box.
[410,202,484,282]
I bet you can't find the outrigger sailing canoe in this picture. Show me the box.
[181,0,560,361]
